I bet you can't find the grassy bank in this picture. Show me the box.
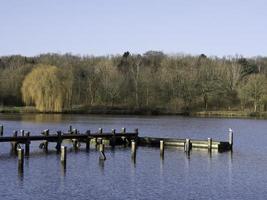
[191,110,267,118]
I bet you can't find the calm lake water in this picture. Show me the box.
[0,114,266,200]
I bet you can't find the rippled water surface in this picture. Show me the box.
[0,114,266,200]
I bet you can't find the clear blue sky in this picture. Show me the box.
[0,0,266,57]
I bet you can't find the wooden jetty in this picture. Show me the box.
[0,125,233,158]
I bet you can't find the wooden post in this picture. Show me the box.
[44,129,49,152]
[73,129,79,149]
[131,140,136,160]
[61,146,67,164]
[99,128,103,134]
[18,148,24,171]
[11,131,18,153]
[208,138,212,152]
[0,125,3,136]
[121,128,126,146]
[99,144,106,160]
[229,128,233,150]
[25,132,30,156]
[184,139,191,152]
[111,129,116,147]
[86,130,91,150]
[69,125,72,134]
[160,140,164,157]
[20,129,25,137]
[56,131,62,153]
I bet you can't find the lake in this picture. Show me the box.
[0,114,266,200]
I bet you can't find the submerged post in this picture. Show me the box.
[61,146,67,164]
[18,148,24,171]
[229,128,233,151]
[160,140,164,157]
[0,125,3,136]
[99,144,106,160]
[207,138,212,152]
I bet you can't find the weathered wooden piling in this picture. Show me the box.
[121,128,127,146]
[110,129,116,147]
[18,148,24,170]
[56,131,62,153]
[229,128,233,150]
[99,144,106,160]
[11,131,18,153]
[184,139,191,153]
[69,125,72,134]
[20,129,25,137]
[0,125,3,136]
[61,146,67,163]
[99,128,103,134]
[25,132,30,156]
[160,140,164,157]
[44,129,49,152]
[131,140,136,160]
[86,130,91,150]
[208,138,212,152]
[72,129,79,150]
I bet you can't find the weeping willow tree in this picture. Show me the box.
[21,64,68,112]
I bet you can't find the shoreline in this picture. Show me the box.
[1,106,267,119]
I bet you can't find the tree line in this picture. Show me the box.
[0,52,267,113]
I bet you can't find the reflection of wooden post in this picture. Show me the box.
[25,132,30,156]
[0,125,3,136]
[160,140,164,157]
[208,138,212,152]
[229,128,233,151]
[99,144,106,160]
[18,148,24,171]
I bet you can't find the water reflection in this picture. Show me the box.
[98,159,105,174]
[61,162,66,177]
[22,114,64,123]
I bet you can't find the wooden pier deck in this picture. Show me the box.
[0,125,233,153]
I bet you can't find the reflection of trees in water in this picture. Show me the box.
[21,114,63,123]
